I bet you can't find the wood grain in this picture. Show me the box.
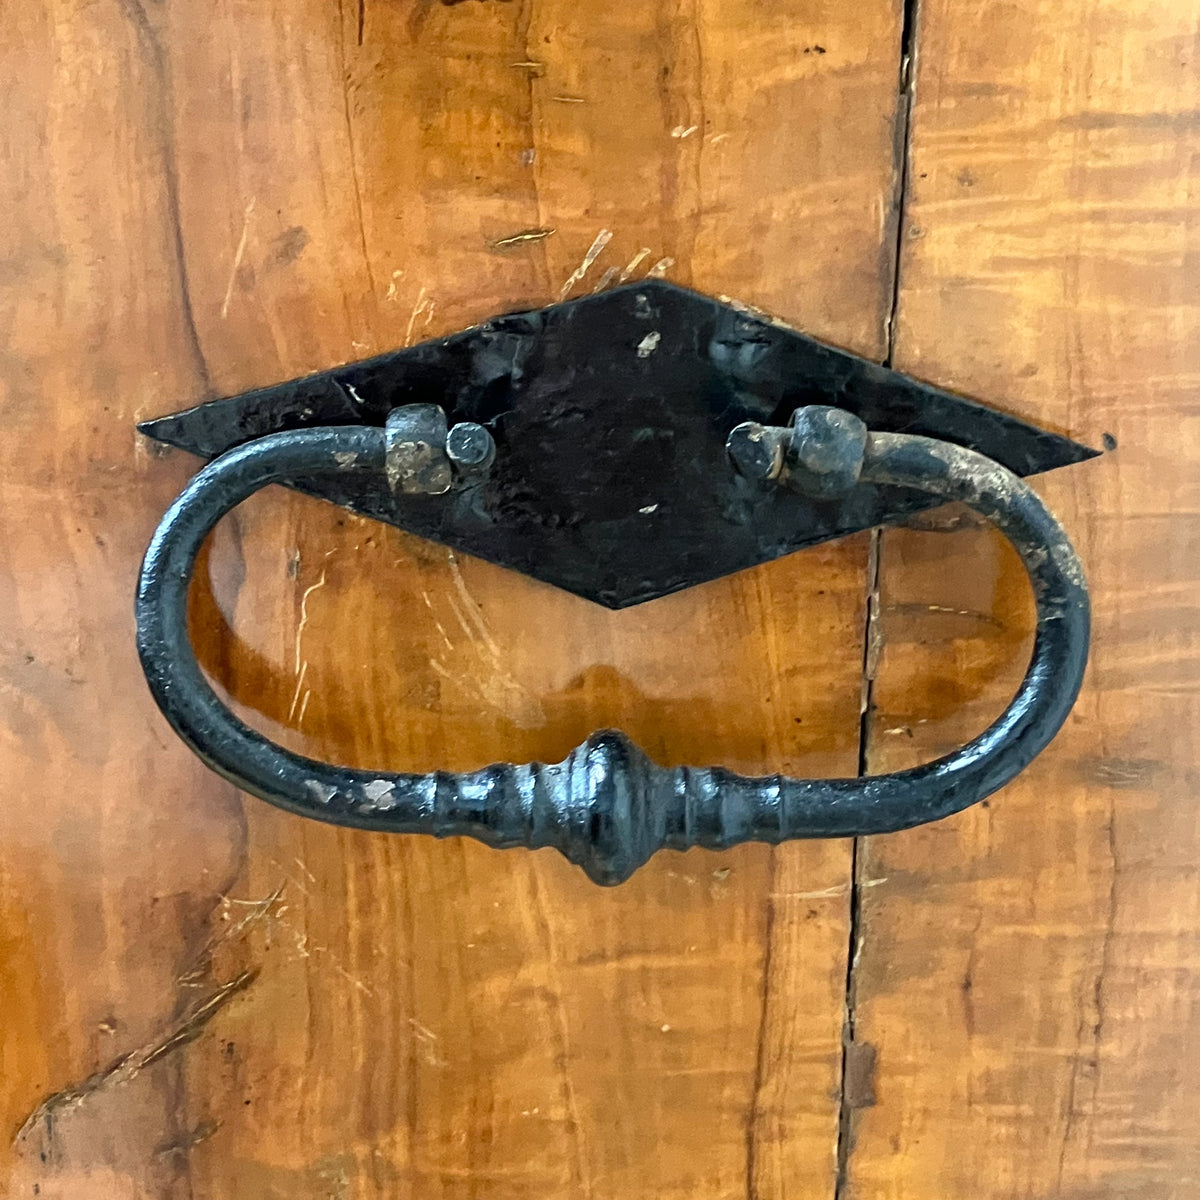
[845,0,1200,1196]
[0,2,906,1197]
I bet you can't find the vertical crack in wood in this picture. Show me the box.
[834,536,877,1197]
[518,0,556,297]
[834,0,921,1194]
[745,851,778,1200]
[115,0,213,396]
[335,0,379,307]
[881,0,920,368]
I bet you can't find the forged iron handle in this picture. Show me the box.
[135,406,1089,885]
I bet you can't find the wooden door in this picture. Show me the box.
[1,2,1196,1197]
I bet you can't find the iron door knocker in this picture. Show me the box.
[136,282,1095,883]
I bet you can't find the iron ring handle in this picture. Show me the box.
[136,408,1089,885]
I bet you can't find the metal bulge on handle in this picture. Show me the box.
[136,281,1096,885]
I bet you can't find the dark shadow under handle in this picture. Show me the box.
[136,414,1089,884]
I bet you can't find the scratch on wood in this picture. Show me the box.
[432,556,545,727]
[405,286,431,346]
[178,884,286,988]
[420,590,456,651]
[217,885,286,943]
[445,552,501,657]
[408,1019,448,1066]
[268,860,312,898]
[267,909,377,996]
[220,198,256,319]
[287,661,308,726]
[591,265,620,293]
[292,856,318,884]
[14,970,258,1147]
[288,569,327,724]
[294,570,328,673]
[884,601,1004,628]
[619,248,652,282]
[551,94,585,103]
[489,227,556,250]
[559,228,613,298]
[771,878,888,901]
[1081,757,1160,789]
[646,256,675,279]
[332,963,375,997]
[154,1117,222,1159]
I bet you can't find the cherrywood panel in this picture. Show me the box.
[0,2,907,1198]
[846,0,1200,1196]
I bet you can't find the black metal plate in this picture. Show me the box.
[141,281,1097,608]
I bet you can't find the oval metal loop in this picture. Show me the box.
[136,415,1089,884]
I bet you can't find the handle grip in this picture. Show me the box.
[136,408,1089,884]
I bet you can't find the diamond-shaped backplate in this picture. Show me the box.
[141,281,1097,608]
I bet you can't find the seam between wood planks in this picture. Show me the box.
[834,0,922,1194]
